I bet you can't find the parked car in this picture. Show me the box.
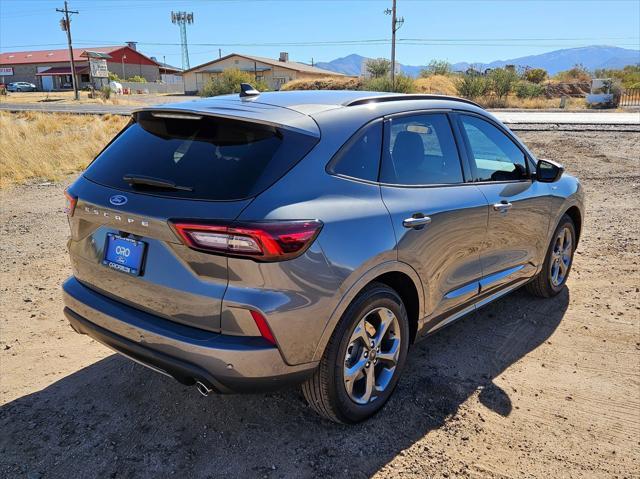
[62,88,584,423]
[6,81,37,92]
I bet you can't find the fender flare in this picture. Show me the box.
[311,260,426,362]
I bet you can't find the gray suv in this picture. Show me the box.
[63,89,584,423]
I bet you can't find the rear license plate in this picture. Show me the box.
[103,233,147,276]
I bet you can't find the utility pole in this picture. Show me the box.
[57,1,79,100]
[385,0,404,88]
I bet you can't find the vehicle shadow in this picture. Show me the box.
[0,288,569,478]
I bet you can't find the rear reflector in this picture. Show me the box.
[64,189,77,216]
[172,220,323,262]
[250,310,276,346]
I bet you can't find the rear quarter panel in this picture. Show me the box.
[228,108,408,365]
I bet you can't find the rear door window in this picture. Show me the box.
[380,113,464,185]
[84,111,318,201]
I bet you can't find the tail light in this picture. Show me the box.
[64,189,77,216]
[171,220,323,262]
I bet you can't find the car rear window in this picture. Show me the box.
[84,111,318,201]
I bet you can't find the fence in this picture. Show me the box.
[620,88,640,107]
[119,81,184,95]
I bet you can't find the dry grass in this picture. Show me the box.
[413,75,458,95]
[0,91,146,106]
[281,77,362,91]
[0,111,128,188]
[476,95,587,109]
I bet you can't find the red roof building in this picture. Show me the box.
[0,45,162,90]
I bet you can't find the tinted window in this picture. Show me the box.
[380,113,463,185]
[328,121,382,182]
[460,115,528,182]
[84,112,318,201]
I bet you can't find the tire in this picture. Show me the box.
[526,214,576,298]
[302,282,410,424]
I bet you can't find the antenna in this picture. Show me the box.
[171,11,194,70]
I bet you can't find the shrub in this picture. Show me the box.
[108,71,121,82]
[455,73,490,99]
[414,75,458,95]
[362,74,415,93]
[100,86,111,100]
[554,64,592,83]
[420,59,452,77]
[515,81,546,99]
[594,65,640,89]
[523,68,548,84]
[365,58,392,78]
[489,67,519,99]
[201,68,268,96]
[127,75,147,83]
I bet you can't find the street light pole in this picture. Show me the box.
[121,54,127,79]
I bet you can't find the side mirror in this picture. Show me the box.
[536,158,564,183]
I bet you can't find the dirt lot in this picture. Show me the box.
[1,130,638,478]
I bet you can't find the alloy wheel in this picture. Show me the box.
[550,226,573,287]
[343,307,401,405]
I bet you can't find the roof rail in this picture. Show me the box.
[344,94,482,108]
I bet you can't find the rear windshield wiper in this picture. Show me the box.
[123,174,193,192]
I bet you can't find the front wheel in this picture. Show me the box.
[526,214,576,298]
[302,283,410,423]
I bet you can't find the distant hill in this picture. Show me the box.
[315,46,640,77]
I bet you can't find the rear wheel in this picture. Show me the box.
[526,214,576,298]
[302,283,410,423]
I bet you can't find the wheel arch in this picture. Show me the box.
[564,205,582,245]
[311,261,425,362]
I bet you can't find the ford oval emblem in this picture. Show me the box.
[109,195,128,206]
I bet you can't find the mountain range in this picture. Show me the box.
[314,45,640,77]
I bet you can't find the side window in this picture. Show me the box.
[327,120,382,182]
[380,113,463,185]
[459,115,528,182]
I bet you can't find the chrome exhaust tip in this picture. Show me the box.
[195,381,213,397]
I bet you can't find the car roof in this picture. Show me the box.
[138,90,489,137]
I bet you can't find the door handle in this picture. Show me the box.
[403,215,432,229]
[493,201,513,213]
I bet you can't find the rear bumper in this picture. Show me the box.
[62,277,316,393]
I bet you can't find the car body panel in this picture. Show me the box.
[62,90,585,392]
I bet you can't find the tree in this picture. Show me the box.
[489,67,519,100]
[365,58,392,78]
[420,59,452,77]
[523,68,548,84]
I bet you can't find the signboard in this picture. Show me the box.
[0,67,14,76]
[89,58,108,78]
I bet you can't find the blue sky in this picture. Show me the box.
[1,0,639,67]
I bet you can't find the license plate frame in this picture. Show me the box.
[102,233,147,276]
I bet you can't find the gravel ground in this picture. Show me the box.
[0,130,638,478]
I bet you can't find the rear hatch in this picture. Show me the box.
[67,103,319,332]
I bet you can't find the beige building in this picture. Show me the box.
[182,52,344,94]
